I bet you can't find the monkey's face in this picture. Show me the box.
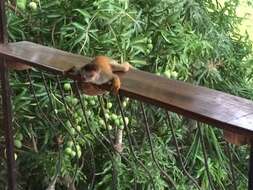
[81,70,100,82]
[80,63,100,82]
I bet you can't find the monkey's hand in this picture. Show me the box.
[111,74,121,95]
[110,61,131,73]
[66,66,85,81]
[121,62,130,72]
[66,66,79,75]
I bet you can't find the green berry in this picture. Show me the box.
[99,119,104,126]
[69,128,76,135]
[76,145,81,151]
[90,100,96,106]
[14,140,22,149]
[77,108,83,116]
[67,141,74,147]
[17,0,26,10]
[171,71,178,79]
[16,133,23,141]
[76,117,82,123]
[86,110,92,117]
[74,113,79,118]
[105,113,110,119]
[66,121,71,128]
[64,83,71,91]
[71,98,78,105]
[76,125,81,132]
[164,70,171,78]
[122,101,127,107]
[115,119,120,126]
[147,43,153,50]
[111,114,117,121]
[65,147,72,155]
[107,102,113,109]
[29,2,37,11]
[70,150,76,157]
[77,150,82,158]
[118,125,124,130]
[108,125,113,130]
[65,96,72,103]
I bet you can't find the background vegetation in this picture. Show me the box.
[0,0,253,189]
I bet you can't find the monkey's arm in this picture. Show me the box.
[65,66,86,81]
[66,66,80,75]
[111,74,121,94]
[110,60,130,72]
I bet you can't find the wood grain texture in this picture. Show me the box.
[119,69,253,135]
[0,41,253,135]
[0,41,91,74]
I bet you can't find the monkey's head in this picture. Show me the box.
[80,63,100,82]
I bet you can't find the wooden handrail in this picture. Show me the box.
[1,41,253,136]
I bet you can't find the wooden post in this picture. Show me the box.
[249,142,253,190]
[0,0,17,189]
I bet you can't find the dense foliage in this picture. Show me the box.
[0,0,252,189]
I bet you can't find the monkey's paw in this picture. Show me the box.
[122,62,130,72]
[111,84,120,95]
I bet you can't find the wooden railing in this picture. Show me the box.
[1,1,253,190]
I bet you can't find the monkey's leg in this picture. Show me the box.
[111,74,121,94]
[110,60,130,72]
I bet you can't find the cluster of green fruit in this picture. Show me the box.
[146,38,153,55]
[14,133,23,149]
[11,133,23,160]
[17,0,39,11]
[62,81,130,159]
[64,141,82,159]
[98,99,129,130]
[62,83,84,158]
[156,69,179,79]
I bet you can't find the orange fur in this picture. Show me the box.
[91,55,129,73]
[91,56,113,74]
[67,55,130,95]
[91,56,129,94]
[111,74,121,94]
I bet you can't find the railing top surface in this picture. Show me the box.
[0,41,253,135]
[0,41,91,74]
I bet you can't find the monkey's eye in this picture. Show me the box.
[86,72,95,78]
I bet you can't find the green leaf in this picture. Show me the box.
[74,9,91,18]
[130,59,147,65]
[72,22,86,31]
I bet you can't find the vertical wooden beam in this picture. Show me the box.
[0,0,7,44]
[0,0,17,189]
[249,143,253,190]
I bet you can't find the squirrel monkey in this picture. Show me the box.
[69,56,130,94]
